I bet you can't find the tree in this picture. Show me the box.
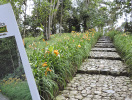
[0,0,30,38]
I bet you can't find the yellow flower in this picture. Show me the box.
[71,31,75,33]
[42,62,47,67]
[0,90,1,92]
[43,39,45,41]
[9,78,12,80]
[78,44,81,48]
[54,50,59,56]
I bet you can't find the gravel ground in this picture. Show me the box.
[56,74,132,100]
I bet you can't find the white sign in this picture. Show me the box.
[0,3,40,100]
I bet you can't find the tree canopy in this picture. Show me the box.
[0,0,131,39]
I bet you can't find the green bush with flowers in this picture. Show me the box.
[106,30,132,78]
[26,29,101,100]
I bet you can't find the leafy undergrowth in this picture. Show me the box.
[106,30,132,77]
[25,29,101,100]
[0,77,31,100]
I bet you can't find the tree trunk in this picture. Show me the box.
[47,0,52,39]
[53,0,60,18]
[48,15,51,39]
[44,17,48,40]
[60,0,63,34]
[84,18,87,32]
[23,0,27,39]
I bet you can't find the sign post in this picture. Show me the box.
[0,3,40,100]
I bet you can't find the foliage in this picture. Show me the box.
[106,29,122,40]
[0,77,31,100]
[0,36,23,78]
[0,36,31,100]
[26,30,101,99]
[106,30,132,78]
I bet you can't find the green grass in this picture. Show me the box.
[24,34,67,54]
[24,31,101,100]
[106,30,132,78]
[0,80,31,100]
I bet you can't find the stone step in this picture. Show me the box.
[78,59,128,76]
[97,41,112,43]
[97,41,112,44]
[94,43,114,48]
[56,74,132,100]
[94,45,115,48]
[96,43,114,45]
[91,48,116,52]
[95,43,114,48]
[98,39,111,41]
[89,51,121,60]
[98,38,111,41]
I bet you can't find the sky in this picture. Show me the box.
[26,0,34,16]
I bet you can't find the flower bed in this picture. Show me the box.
[27,29,101,99]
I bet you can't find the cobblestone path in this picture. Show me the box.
[56,36,132,100]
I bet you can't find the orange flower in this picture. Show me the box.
[46,51,50,54]
[78,44,81,48]
[45,71,47,76]
[23,39,25,46]
[46,42,48,45]
[29,45,32,48]
[43,39,45,41]
[73,39,74,42]
[42,62,47,67]
[54,50,59,56]
[46,67,52,72]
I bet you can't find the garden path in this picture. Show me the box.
[0,93,9,100]
[56,36,132,100]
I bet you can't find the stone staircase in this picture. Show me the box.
[56,36,132,100]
